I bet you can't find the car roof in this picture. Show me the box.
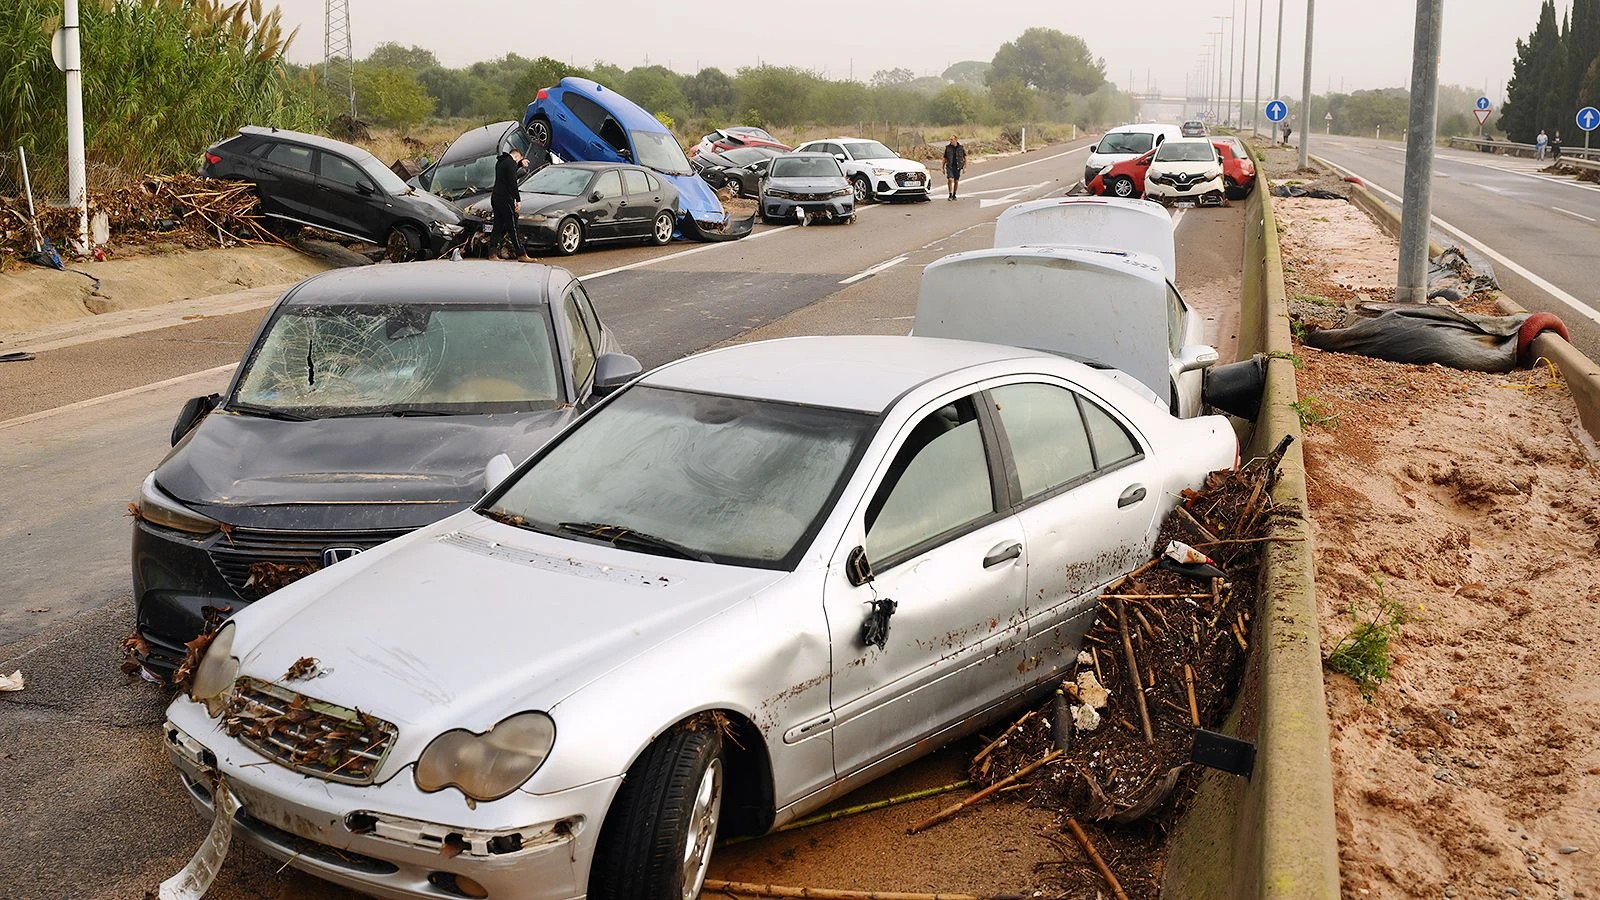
[558,77,668,134]
[1161,137,1217,147]
[642,336,1055,413]
[237,126,372,158]
[776,152,837,160]
[434,121,520,167]
[1105,123,1179,133]
[281,261,567,307]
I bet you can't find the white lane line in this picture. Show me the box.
[961,146,1090,184]
[840,255,908,284]
[1327,158,1600,327]
[1432,151,1600,196]
[0,363,237,431]
[1553,206,1597,223]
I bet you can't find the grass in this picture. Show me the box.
[1290,395,1340,430]
[1267,349,1303,370]
[1292,292,1340,307]
[1325,572,1408,700]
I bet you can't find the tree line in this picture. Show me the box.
[1279,84,1494,141]
[1501,0,1600,142]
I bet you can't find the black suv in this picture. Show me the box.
[201,126,465,260]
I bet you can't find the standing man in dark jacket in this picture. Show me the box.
[491,148,534,261]
[943,135,966,201]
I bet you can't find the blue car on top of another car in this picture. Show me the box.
[524,77,750,240]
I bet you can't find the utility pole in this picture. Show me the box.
[57,0,88,254]
[1397,0,1444,303]
[1299,0,1315,169]
[1228,2,1238,125]
[1238,0,1250,128]
[1272,0,1286,139]
[1252,0,1265,135]
[323,0,355,118]
[1213,20,1229,121]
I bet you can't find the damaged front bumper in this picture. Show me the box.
[761,197,854,223]
[162,700,620,900]
[682,211,755,242]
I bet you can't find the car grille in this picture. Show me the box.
[209,527,410,600]
[225,677,398,785]
[895,172,925,186]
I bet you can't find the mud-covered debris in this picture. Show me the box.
[171,605,232,692]
[243,560,318,594]
[283,657,321,682]
[0,670,24,692]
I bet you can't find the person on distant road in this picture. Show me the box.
[1552,131,1564,161]
[491,147,534,262]
[1536,129,1549,160]
[943,135,966,201]
[1283,123,1293,146]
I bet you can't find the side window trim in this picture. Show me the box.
[562,288,598,395]
[860,392,1012,575]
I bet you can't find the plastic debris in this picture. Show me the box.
[1073,703,1103,732]
[1076,670,1110,709]
[0,670,23,691]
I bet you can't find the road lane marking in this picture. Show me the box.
[979,181,1054,208]
[1430,151,1600,196]
[1553,206,1597,222]
[962,146,1090,184]
[840,256,908,284]
[1326,159,1600,327]
[0,363,237,431]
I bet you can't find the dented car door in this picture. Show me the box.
[821,392,1029,782]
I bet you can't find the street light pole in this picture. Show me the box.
[1212,19,1229,122]
[1397,0,1444,303]
[1228,1,1239,126]
[61,0,89,254]
[1238,0,1250,128]
[1253,0,1265,135]
[1299,0,1315,169]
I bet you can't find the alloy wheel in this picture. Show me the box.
[680,758,722,900]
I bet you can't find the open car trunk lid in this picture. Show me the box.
[994,197,1177,281]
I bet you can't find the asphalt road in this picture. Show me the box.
[0,140,1247,899]
[1310,136,1600,357]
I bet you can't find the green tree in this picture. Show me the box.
[736,65,817,125]
[1502,0,1567,141]
[942,60,991,87]
[988,76,1036,120]
[685,67,736,115]
[989,28,1105,96]
[354,65,433,128]
[620,65,689,122]
[928,85,978,124]
[513,56,590,103]
[366,43,438,71]
[870,67,914,88]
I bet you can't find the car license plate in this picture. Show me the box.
[157,779,238,899]
[481,223,493,233]
[227,775,337,841]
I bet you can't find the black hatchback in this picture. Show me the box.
[129,261,641,675]
[201,126,466,261]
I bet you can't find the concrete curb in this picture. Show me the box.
[1313,154,1600,443]
[1164,144,1342,899]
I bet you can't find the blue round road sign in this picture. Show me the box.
[1266,100,1288,123]
[1476,96,1491,111]
[1579,106,1600,132]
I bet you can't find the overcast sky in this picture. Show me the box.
[272,0,1547,107]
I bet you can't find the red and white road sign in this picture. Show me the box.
[1474,108,1492,125]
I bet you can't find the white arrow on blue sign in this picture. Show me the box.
[1579,106,1600,132]
[1265,100,1288,123]
[1476,96,1491,111]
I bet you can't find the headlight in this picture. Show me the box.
[828,188,851,198]
[189,622,239,716]
[871,167,893,177]
[767,189,795,200]
[415,712,556,801]
[1099,165,1114,176]
[137,473,219,535]
[430,222,463,236]
[522,213,551,224]
[1209,169,1223,179]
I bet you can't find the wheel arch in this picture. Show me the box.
[607,707,776,839]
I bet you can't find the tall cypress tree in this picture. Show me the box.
[1504,0,1563,141]
[1571,0,1600,109]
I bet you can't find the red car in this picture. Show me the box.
[1086,149,1155,198]
[1213,138,1256,199]
[689,127,792,158]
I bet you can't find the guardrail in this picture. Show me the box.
[1446,135,1600,161]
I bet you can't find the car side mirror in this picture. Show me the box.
[593,353,643,397]
[1089,143,1099,153]
[1179,345,1222,373]
[356,182,375,196]
[590,190,603,203]
[483,453,516,493]
[171,393,220,446]
[846,546,874,586]
[835,153,847,161]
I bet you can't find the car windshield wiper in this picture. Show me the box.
[227,402,310,422]
[557,521,713,563]
[318,407,458,418]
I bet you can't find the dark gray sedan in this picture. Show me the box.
[466,162,681,255]
[130,261,640,675]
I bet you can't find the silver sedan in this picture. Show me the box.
[161,335,1236,900]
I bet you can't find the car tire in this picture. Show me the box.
[851,175,873,204]
[1225,178,1245,200]
[1111,176,1137,198]
[648,211,675,246]
[589,722,723,900]
[529,116,552,150]
[384,224,423,263]
[553,217,583,256]
[725,175,744,197]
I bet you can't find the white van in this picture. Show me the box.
[1084,123,1183,187]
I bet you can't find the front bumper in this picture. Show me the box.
[870,172,930,197]
[163,700,619,900]
[762,196,854,221]
[1144,176,1225,203]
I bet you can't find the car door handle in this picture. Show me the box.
[983,542,1022,568]
[1118,485,1148,508]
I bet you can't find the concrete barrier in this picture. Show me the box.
[1314,155,1600,444]
[1163,151,1342,898]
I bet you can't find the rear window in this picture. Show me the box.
[1097,132,1155,155]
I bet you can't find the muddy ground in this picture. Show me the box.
[1274,189,1600,899]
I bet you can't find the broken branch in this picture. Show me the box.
[908,750,1064,834]
[1117,600,1154,743]
[1184,664,1201,726]
[972,710,1034,765]
[1175,504,1220,543]
[1065,817,1131,900]
[702,882,1006,900]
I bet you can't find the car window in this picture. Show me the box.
[563,291,596,387]
[1081,398,1141,468]
[594,170,624,199]
[1166,283,1187,356]
[644,172,661,191]
[623,169,651,194]
[317,152,370,191]
[865,397,995,563]
[841,140,896,161]
[572,282,603,348]
[1097,132,1155,155]
[989,384,1096,499]
[265,142,313,172]
[561,92,609,136]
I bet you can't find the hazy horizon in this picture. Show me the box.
[271,0,1549,109]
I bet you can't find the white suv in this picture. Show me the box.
[1142,138,1227,207]
[793,138,931,202]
